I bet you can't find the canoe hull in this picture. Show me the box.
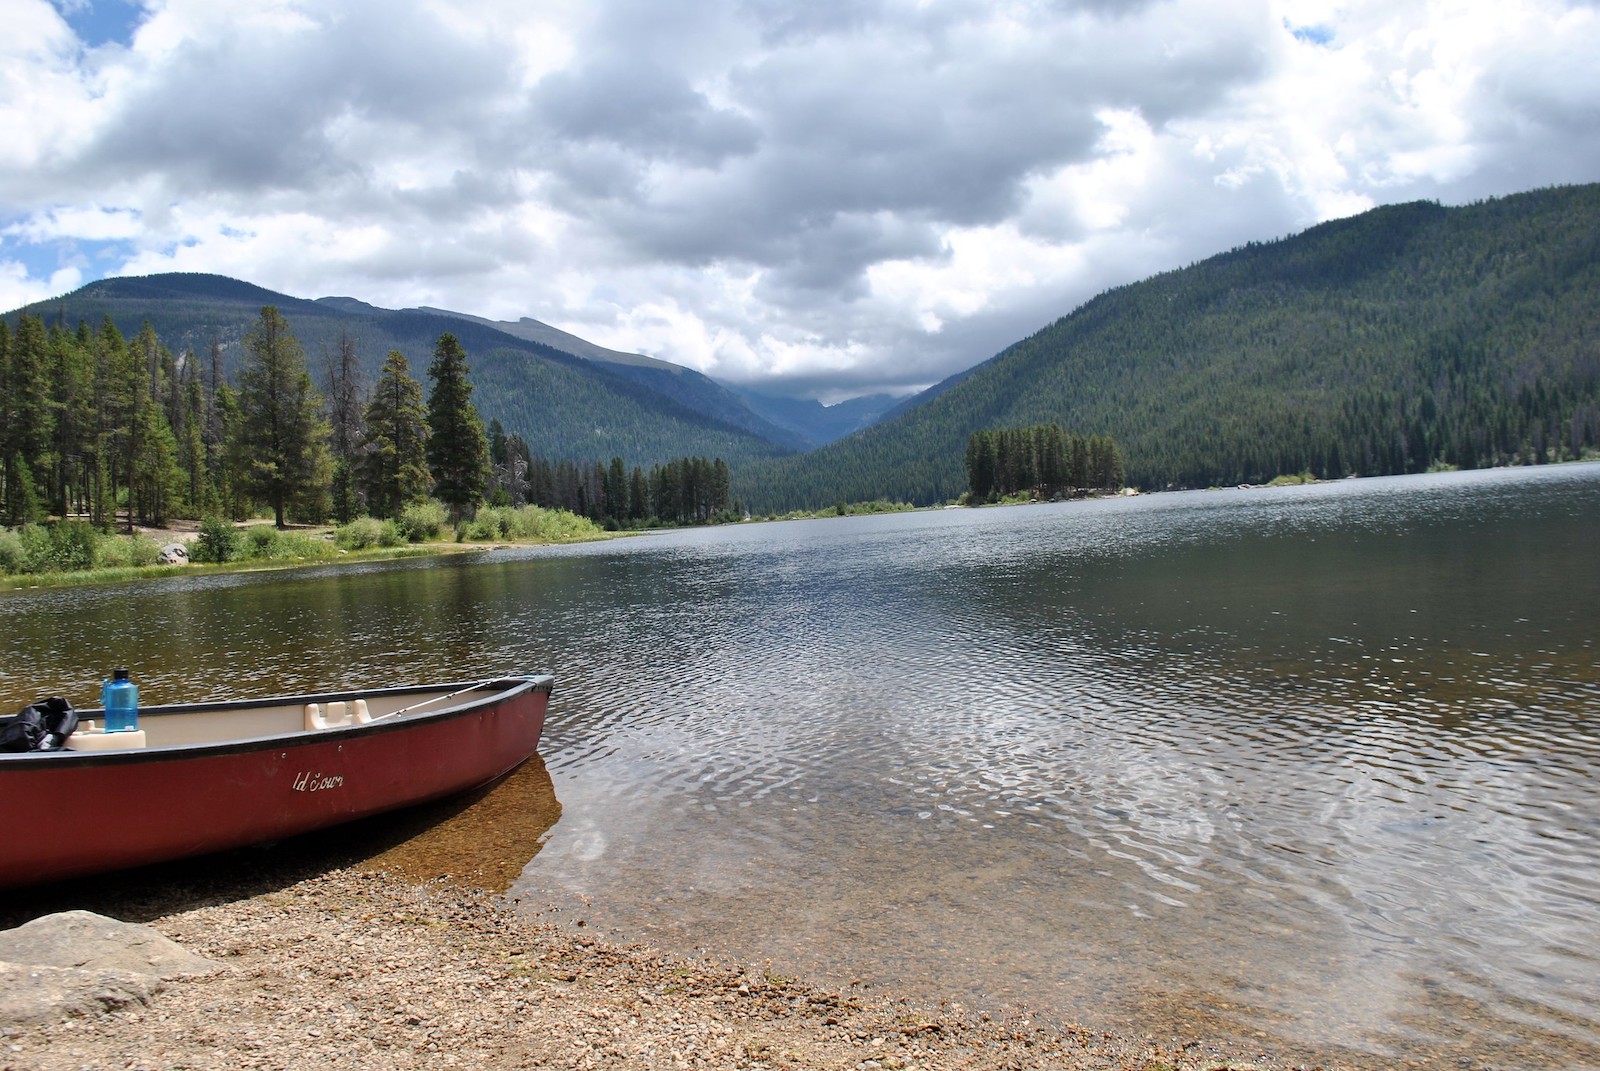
[0,675,551,890]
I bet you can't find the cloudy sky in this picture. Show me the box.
[2,0,1596,401]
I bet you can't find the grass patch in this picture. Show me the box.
[457,504,608,544]
[0,501,613,591]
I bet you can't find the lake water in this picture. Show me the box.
[2,464,1596,1069]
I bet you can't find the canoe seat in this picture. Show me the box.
[65,728,148,750]
[304,699,372,731]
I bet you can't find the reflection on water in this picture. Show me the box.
[356,755,563,893]
[2,464,1597,1069]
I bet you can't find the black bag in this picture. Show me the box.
[0,706,43,751]
[0,697,78,752]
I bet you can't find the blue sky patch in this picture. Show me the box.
[53,0,145,49]
[1284,20,1335,46]
[3,232,134,293]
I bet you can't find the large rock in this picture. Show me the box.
[0,960,158,1024]
[0,910,219,1025]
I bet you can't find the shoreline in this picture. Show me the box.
[2,865,1354,1071]
[9,460,1600,593]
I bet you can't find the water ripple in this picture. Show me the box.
[514,467,1600,1068]
[4,467,1595,1068]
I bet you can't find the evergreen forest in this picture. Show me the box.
[734,184,1600,510]
[8,274,793,474]
[487,423,735,528]
[964,425,1124,501]
[0,307,501,532]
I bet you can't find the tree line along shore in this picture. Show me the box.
[0,304,769,584]
[0,300,1137,587]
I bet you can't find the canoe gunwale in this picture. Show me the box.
[0,673,554,769]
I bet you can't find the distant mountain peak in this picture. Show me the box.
[415,306,679,372]
[68,271,305,307]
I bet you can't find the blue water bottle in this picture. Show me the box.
[102,668,139,733]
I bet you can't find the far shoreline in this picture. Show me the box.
[10,460,1596,593]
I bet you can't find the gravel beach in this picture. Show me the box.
[0,859,1362,1071]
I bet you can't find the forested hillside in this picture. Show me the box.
[735,184,1600,511]
[6,275,792,470]
[419,305,813,450]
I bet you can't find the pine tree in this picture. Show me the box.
[964,431,997,500]
[204,335,227,496]
[214,383,250,520]
[127,323,185,525]
[326,331,364,463]
[48,323,93,517]
[330,459,360,524]
[130,399,184,525]
[628,466,648,523]
[3,315,54,524]
[424,333,489,525]
[179,374,211,514]
[359,350,431,519]
[235,307,332,528]
[712,458,731,517]
[606,456,628,524]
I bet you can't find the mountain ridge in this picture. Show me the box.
[733,183,1600,510]
[9,183,1596,514]
[412,305,817,450]
[5,272,796,469]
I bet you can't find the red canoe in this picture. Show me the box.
[0,674,552,889]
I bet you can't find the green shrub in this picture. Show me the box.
[0,522,172,575]
[243,525,278,556]
[0,524,66,574]
[460,506,512,542]
[17,524,54,573]
[192,515,240,563]
[503,504,606,543]
[447,504,604,544]
[262,531,337,561]
[333,516,386,551]
[333,516,406,548]
[0,529,27,575]
[132,535,165,567]
[94,537,132,568]
[98,533,163,568]
[46,521,99,572]
[397,500,446,543]
[234,526,336,563]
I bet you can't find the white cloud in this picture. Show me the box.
[0,259,83,313]
[6,204,144,242]
[2,0,1594,398]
